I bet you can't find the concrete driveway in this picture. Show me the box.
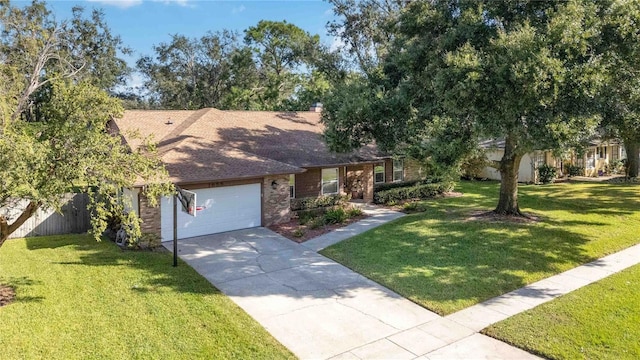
[166,228,537,360]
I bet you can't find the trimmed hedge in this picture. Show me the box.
[290,194,350,211]
[373,182,454,204]
[373,179,436,192]
[566,164,584,177]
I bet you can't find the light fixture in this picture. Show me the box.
[271,180,278,189]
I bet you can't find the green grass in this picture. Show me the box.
[0,234,294,360]
[484,263,640,359]
[320,181,640,315]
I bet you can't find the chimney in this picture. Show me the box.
[309,102,323,112]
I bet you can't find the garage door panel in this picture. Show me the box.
[161,183,261,240]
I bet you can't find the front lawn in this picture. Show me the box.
[320,181,640,315]
[483,263,640,359]
[0,234,294,359]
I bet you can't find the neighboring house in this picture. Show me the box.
[110,105,425,241]
[568,140,625,177]
[478,140,561,183]
[478,139,626,183]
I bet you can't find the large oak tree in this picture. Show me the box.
[323,0,604,215]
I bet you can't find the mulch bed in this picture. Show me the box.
[0,284,16,307]
[269,214,368,243]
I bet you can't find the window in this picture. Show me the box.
[611,146,619,161]
[393,159,404,182]
[374,163,385,183]
[321,168,339,195]
[289,174,295,198]
[597,146,607,159]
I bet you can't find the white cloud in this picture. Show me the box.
[86,0,193,9]
[232,5,246,14]
[152,0,192,7]
[86,0,143,9]
[329,35,345,52]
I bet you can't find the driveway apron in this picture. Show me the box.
[165,228,538,360]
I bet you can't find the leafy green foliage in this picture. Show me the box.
[0,0,172,246]
[323,208,348,224]
[597,0,640,177]
[137,31,241,110]
[138,20,341,111]
[537,164,557,184]
[324,1,608,215]
[565,164,585,177]
[373,182,454,205]
[290,194,350,211]
[461,152,490,180]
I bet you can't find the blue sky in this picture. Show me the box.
[37,0,338,87]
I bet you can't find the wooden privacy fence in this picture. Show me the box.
[7,193,91,239]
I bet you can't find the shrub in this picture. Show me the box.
[373,179,434,192]
[298,209,325,224]
[537,164,557,184]
[324,208,348,224]
[308,217,325,230]
[607,159,625,175]
[346,207,363,217]
[290,194,350,211]
[460,153,489,180]
[373,182,454,205]
[565,164,584,177]
[292,228,305,238]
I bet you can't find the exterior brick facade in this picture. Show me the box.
[262,175,291,226]
[139,192,161,236]
[293,167,346,198]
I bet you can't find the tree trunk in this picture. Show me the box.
[494,135,524,216]
[624,141,639,178]
[0,201,41,248]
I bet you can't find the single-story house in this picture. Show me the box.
[110,105,425,241]
[568,139,625,177]
[479,139,627,183]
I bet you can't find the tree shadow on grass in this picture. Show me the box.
[324,209,596,315]
[25,234,221,296]
[0,276,45,304]
[328,181,640,314]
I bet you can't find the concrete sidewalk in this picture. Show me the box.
[302,205,405,252]
[165,206,640,360]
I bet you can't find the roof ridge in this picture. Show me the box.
[157,108,213,154]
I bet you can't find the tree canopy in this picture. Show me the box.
[136,20,342,111]
[0,0,171,247]
[597,0,640,177]
[323,0,609,215]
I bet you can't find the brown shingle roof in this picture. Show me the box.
[114,108,387,183]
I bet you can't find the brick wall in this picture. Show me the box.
[139,192,161,237]
[263,175,291,226]
[362,163,374,203]
[294,167,347,198]
[295,168,321,198]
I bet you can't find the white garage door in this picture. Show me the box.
[161,183,261,240]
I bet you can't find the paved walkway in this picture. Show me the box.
[164,206,640,359]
